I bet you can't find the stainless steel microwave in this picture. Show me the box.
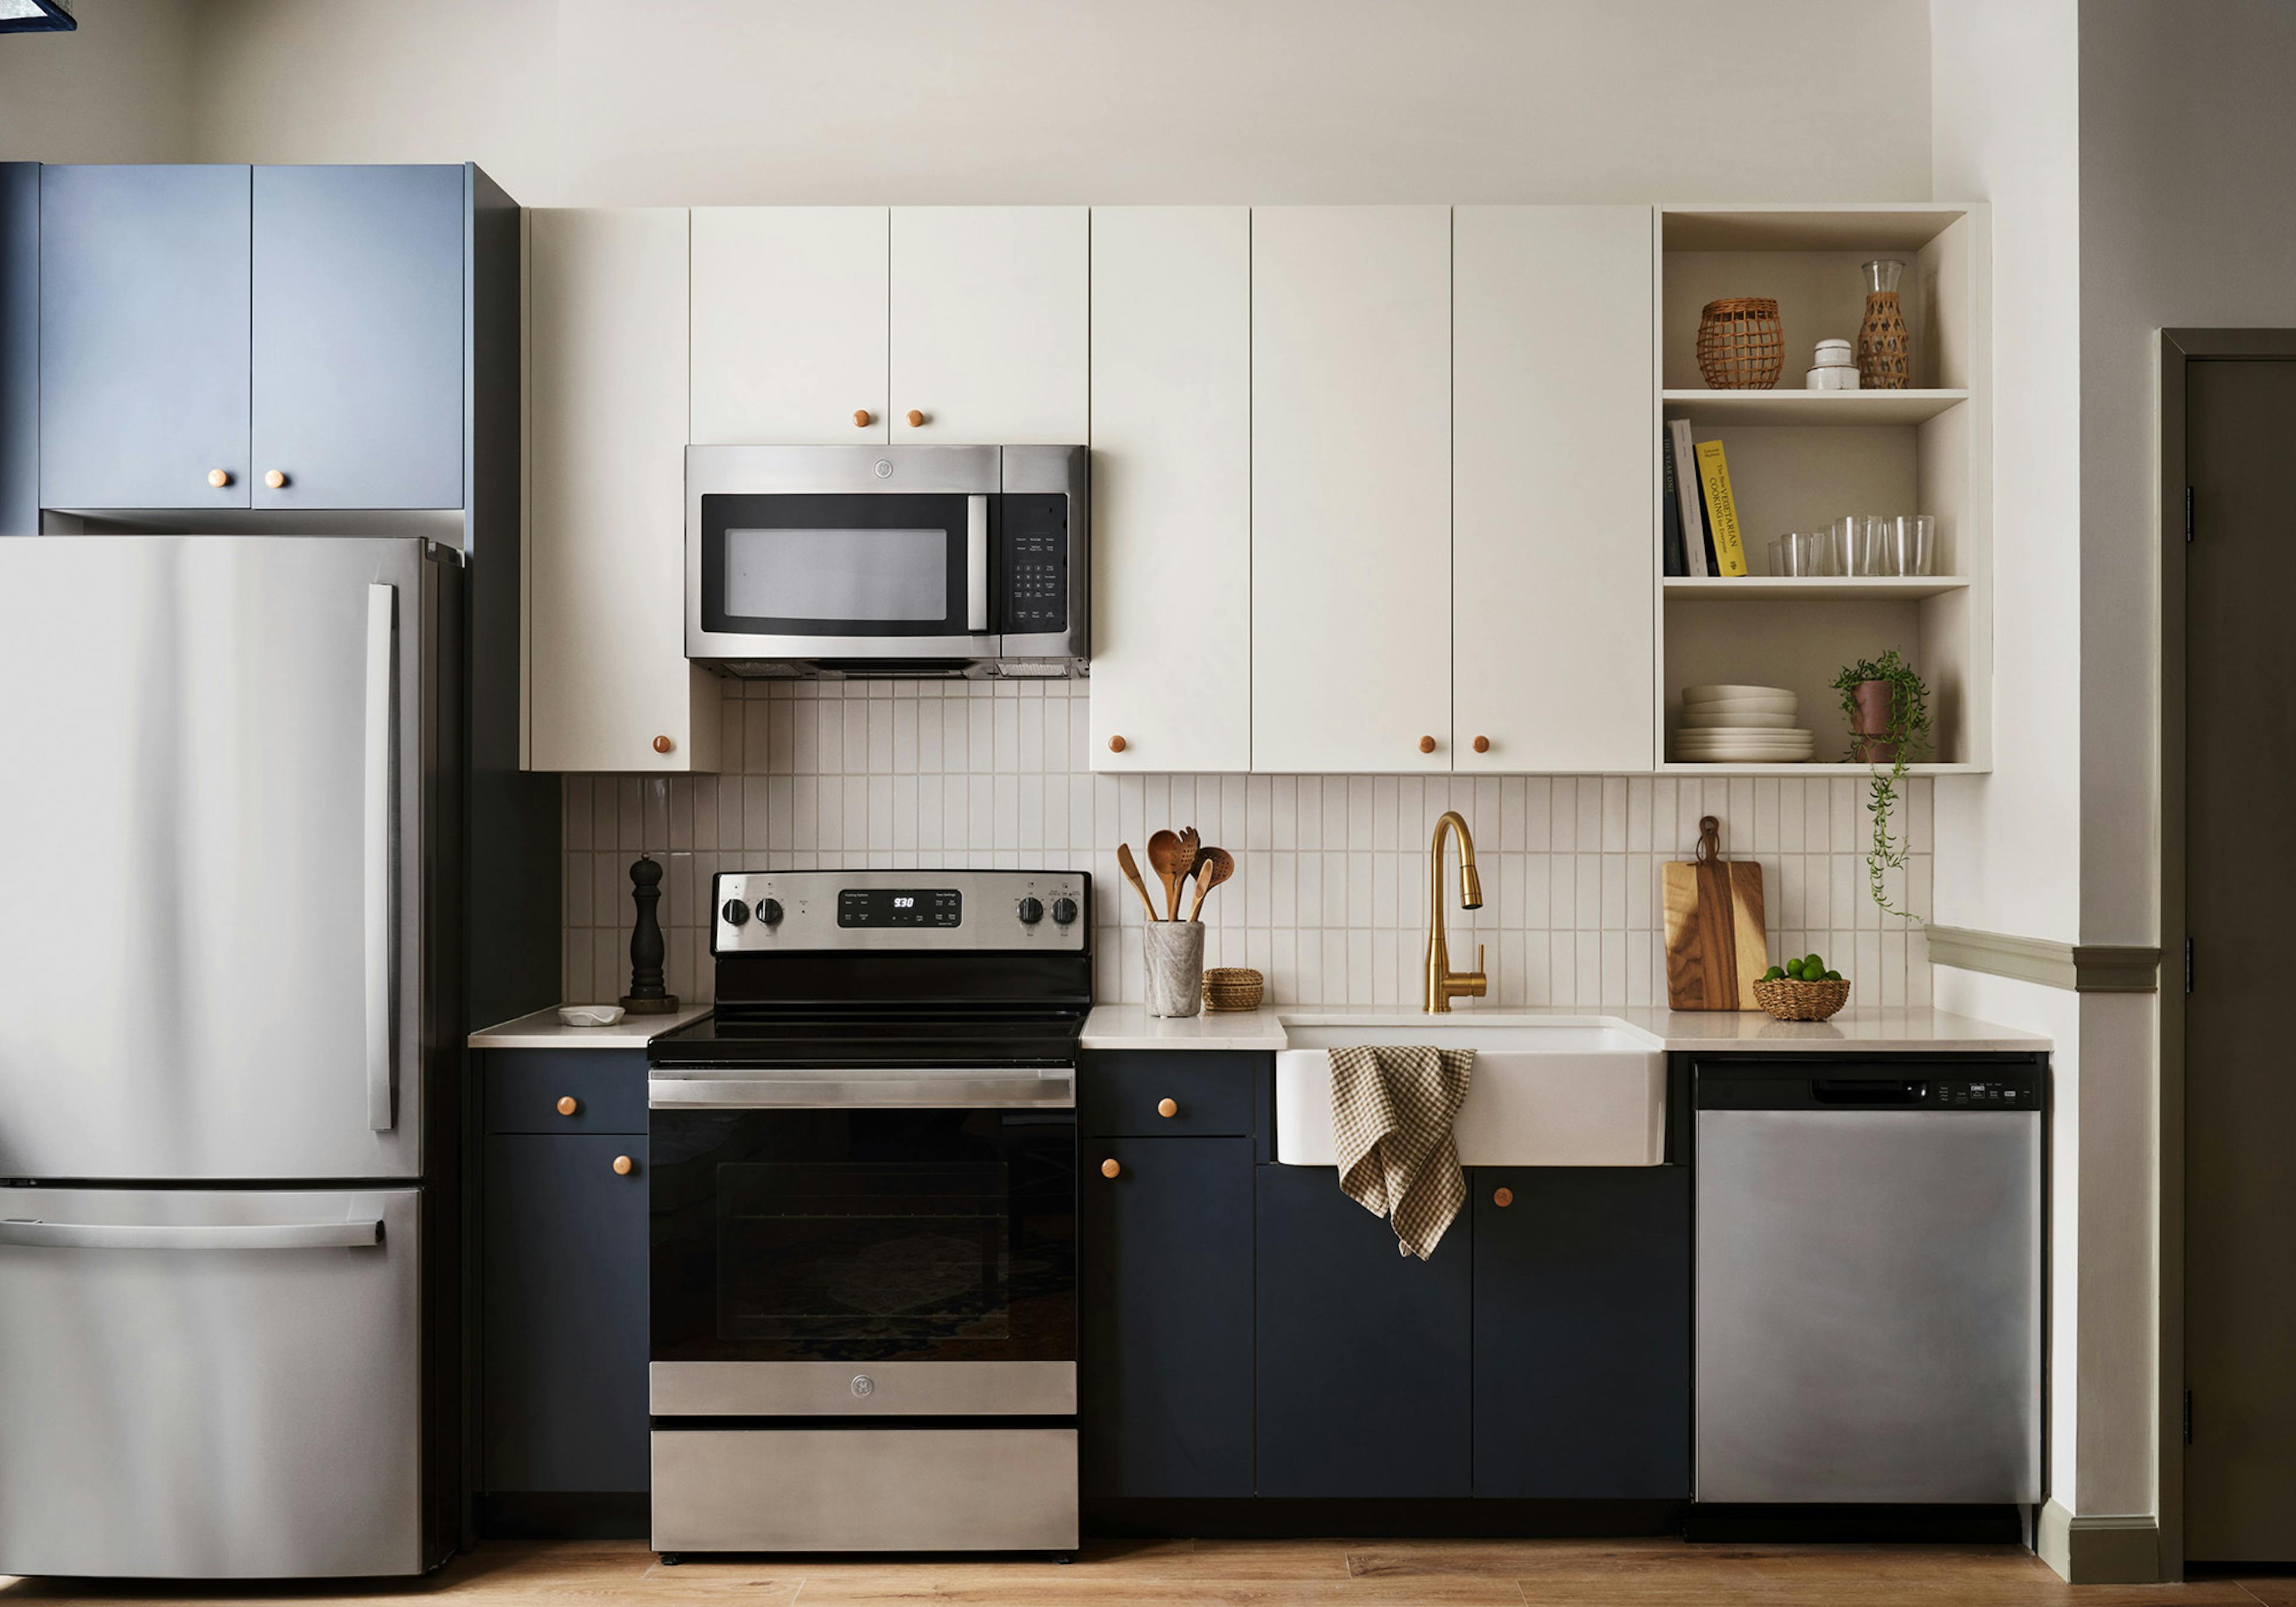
[685,444,1087,677]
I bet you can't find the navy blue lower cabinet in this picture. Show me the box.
[1254,1162,1473,1497]
[483,1132,651,1494]
[1470,1166,1692,1498]
[1080,1136,1255,1498]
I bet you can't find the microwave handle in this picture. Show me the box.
[966,494,990,632]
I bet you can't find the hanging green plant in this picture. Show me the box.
[1831,649,1931,919]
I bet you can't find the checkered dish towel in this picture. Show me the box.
[1327,1044,1475,1260]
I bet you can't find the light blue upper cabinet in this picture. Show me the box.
[40,165,254,511]
[252,165,464,510]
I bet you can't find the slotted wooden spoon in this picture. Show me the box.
[1187,845,1235,922]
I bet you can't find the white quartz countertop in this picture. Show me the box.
[468,1003,714,1049]
[1080,1004,2045,1054]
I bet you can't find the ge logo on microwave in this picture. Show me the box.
[873,459,893,479]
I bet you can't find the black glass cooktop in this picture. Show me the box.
[648,1008,1084,1070]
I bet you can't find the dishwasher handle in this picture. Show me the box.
[1811,1079,1929,1105]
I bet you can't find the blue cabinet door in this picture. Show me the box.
[252,165,465,509]
[1254,1162,1472,1496]
[1081,1136,1254,1498]
[39,165,252,511]
[483,1131,650,1493]
[1470,1166,1691,1498]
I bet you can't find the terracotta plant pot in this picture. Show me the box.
[1851,679,1900,763]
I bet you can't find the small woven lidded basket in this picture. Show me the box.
[1752,976,1851,1022]
[1696,297,1784,389]
[1202,967,1265,1012]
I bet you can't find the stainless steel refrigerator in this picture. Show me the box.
[0,534,466,1577]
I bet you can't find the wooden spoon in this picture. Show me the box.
[1187,845,1235,922]
[1115,842,1163,921]
[1146,829,1196,922]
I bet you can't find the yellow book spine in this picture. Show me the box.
[1693,439,1749,577]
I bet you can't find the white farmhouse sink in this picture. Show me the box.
[1274,1015,1666,1167]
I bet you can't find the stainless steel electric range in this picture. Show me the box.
[645,868,1089,1559]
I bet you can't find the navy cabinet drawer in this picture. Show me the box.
[483,1049,649,1134]
[1081,1052,1257,1138]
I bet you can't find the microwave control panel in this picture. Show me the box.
[1000,494,1068,633]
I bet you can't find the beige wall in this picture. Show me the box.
[0,0,194,162]
[164,0,1937,206]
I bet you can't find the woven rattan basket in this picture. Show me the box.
[1752,976,1851,1022]
[1696,297,1784,389]
[1202,967,1265,1012]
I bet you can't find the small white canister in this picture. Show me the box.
[1808,366,1861,390]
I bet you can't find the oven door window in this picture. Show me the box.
[651,1108,1075,1364]
[698,493,982,638]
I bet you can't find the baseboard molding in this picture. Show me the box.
[2036,1499,2160,1583]
[1925,925,2161,993]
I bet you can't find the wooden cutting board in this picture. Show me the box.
[1663,815,1768,1011]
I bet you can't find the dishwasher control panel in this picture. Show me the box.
[1696,1064,2041,1111]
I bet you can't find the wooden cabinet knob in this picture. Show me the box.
[905,409,926,427]
[556,1095,579,1117]
[1473,735,1491,753]
[853,409,872,427]
[1493,1187,1514,1208]
[1157,1098,1178,1119]
[652,734,674,754]
[1418,735,1437,754]
[1100,1158,1121,1179]
[1107,735,1126,753]
[613,1155,635,1176]
[263,470,287,489]
[206,468,230,488]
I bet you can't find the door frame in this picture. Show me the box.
[2156,328,2296,1578]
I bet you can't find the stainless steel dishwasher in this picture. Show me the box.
[1694,1061,2042,1505]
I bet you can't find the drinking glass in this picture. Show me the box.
[1834,514,1881,576]
[1767,537,1791,576]
[1863,515,1897,576]
[1797,529,1836,576]
[1889,514,1937,576]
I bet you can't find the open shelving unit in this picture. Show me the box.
[1653,203,1992,775]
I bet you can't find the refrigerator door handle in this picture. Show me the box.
[364,582,396,1133]
[0,1218,384,1251]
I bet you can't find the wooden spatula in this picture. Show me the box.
[1115,842,1163,921]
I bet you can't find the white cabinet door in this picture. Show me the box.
[691,206,890,445]
[1089,207,1252,774]
[890,207,1088,444]
[526,208,720,773]
[1453,207,1654,773]
[1251,206,1452,774]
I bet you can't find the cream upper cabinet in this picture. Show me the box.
[1089,207,1252,773]
[691,207,891,444]
[526,208,720,773]
[890,207,1088,444]
[1250,206,1452,774]
[1453,206,1654,773]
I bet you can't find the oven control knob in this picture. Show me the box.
[851,1375,875,1398]
[720,898,749,927]
[1051,897,1079,926]
[756,898,784,926]
[1016,897,1045,925]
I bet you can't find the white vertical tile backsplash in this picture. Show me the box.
[561,680,1933,1010]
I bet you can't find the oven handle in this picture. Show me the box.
[965,494,990,633]
[649,1069,1074,1111]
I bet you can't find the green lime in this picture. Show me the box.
[1803,953,1826,976]
[1823,970,1843,982]
[1784,959,1805,980]
[1763,964,1785,981]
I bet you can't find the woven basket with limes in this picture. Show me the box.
[1752,951,1851,1021]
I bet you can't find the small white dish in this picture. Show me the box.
[1679,709,1802,729]
[557,1004,627,1028]
[1681,684,1796,705]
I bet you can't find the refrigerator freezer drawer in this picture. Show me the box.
[0,1187,425,1578]
[652,1427,1078,1554]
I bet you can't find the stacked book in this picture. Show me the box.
[1661,417,1747,578]
[1674,685,1813,763]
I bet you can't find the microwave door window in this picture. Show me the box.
[724,527,946,622]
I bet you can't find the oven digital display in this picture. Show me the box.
[836,887,962,928]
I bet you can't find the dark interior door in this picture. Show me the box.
[2185,356,2296,1561]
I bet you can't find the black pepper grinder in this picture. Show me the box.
[620,856,679,1015]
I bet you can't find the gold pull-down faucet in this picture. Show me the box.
[1424,809,1487,1013]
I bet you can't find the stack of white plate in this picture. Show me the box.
[1674,685,1814,763]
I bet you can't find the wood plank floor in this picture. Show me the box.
[2,1538,2289,1606]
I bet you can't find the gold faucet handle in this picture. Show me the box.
[1460,945,1488,997]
